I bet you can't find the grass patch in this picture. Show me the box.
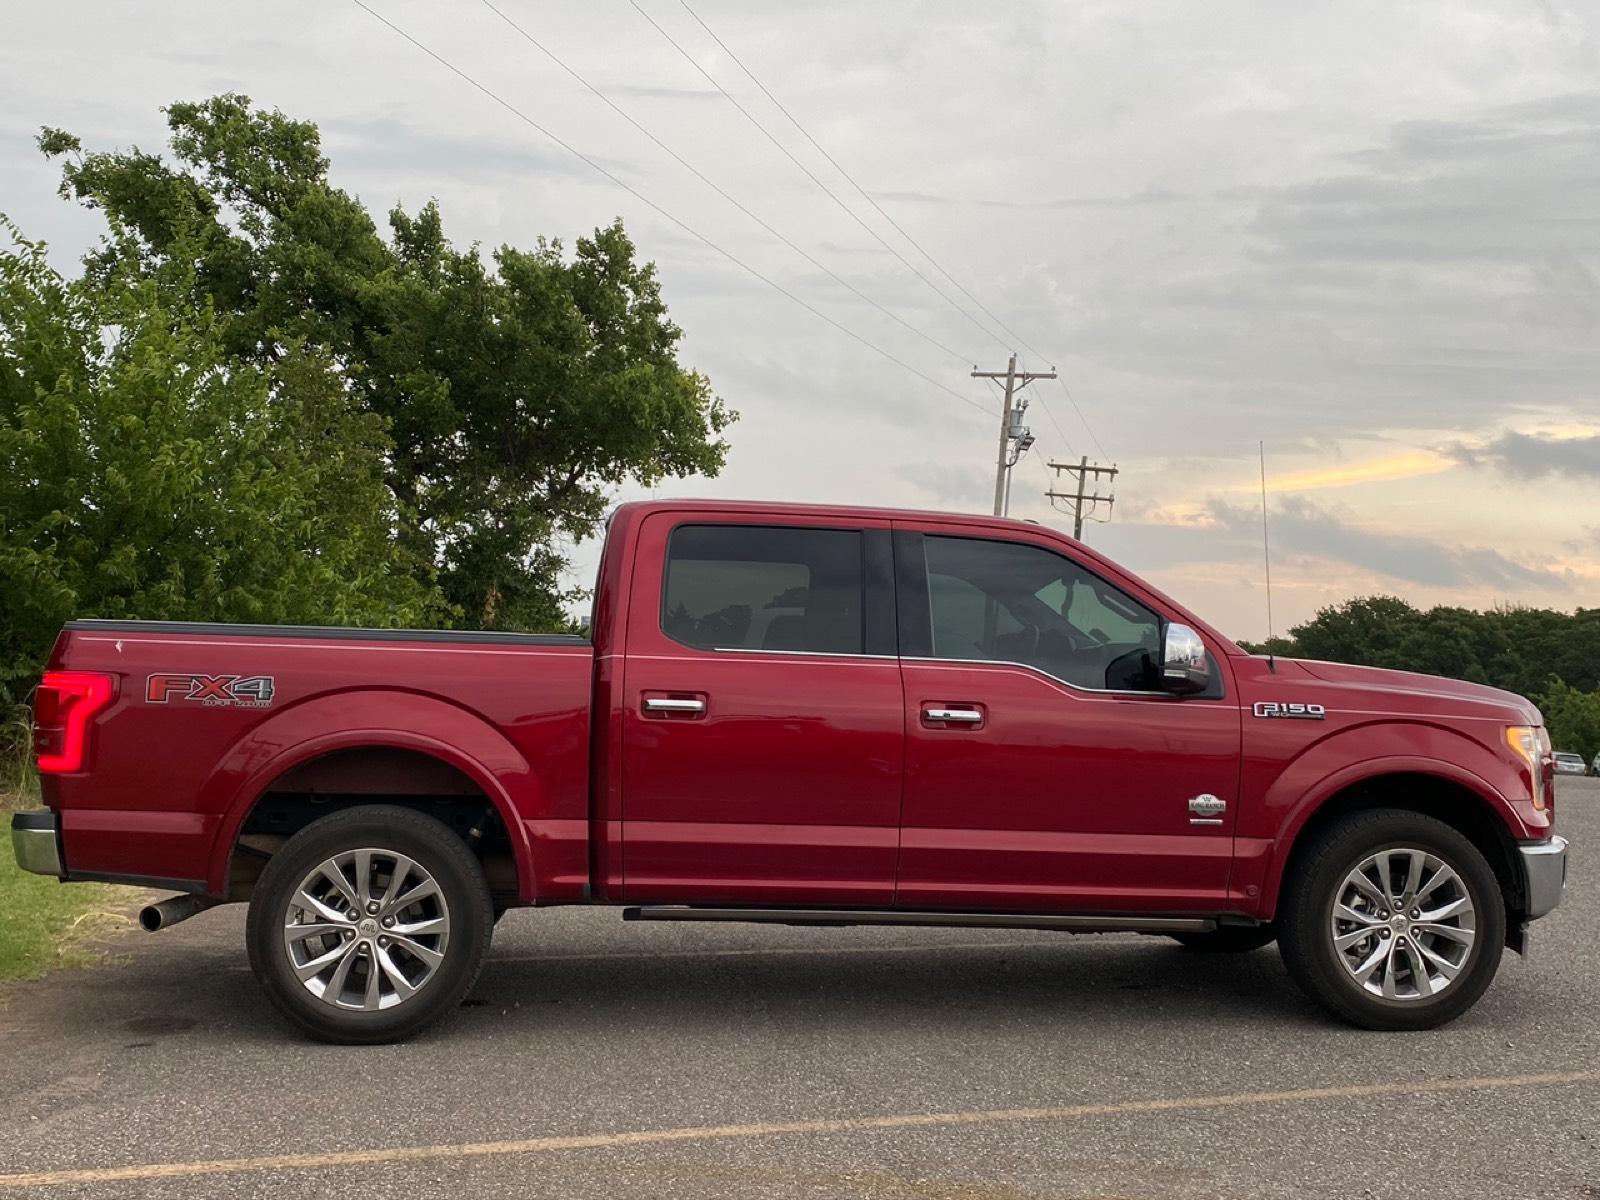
[0,791,146,984]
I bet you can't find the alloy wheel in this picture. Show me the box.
[282,848,451,1011]
[1329,847,1476,1001]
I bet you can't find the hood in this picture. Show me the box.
[1286,658,1541,724]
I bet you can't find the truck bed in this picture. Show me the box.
[43,619,596,900]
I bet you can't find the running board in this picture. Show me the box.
[621,906,1216,934]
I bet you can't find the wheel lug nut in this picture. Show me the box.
[381,917,394,928]
[1380,929,1391,939]
[378,936,389,948]
[344,929,355,940]
[367,901,379,914]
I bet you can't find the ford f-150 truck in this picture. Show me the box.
[13,499,1568,1041]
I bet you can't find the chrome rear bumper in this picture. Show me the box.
[10,810,63,879]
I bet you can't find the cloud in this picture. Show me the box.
[895,461,995,508]
[1449,430,1600,481]
[1209,496,1568,591]
[1246,449,1456,494]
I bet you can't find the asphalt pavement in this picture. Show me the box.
[2,779,1596,1199]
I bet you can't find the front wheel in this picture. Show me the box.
[246,805,494,1043]
[1277,809,1504,1031]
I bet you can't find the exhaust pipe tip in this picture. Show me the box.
[140,895,218,932]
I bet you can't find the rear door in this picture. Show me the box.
[619,512,903,905]
[893,524,1241,913]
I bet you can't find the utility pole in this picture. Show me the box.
[1047,456,1119,539]
[972,355,1056,515]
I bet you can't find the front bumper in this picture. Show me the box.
[1520,835,1568,919]
[10,810,63,879]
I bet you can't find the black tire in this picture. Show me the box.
[246,805,494,1044]
[1277,809,1504,1031]
[1170,926,1276,953]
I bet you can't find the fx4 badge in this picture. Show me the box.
[146,674,276,708]
[1253,701,1326,720]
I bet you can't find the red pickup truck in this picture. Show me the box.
[14,499,1567,1041]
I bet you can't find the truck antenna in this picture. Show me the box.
[1259,440,1276,672]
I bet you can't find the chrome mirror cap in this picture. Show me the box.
[1160,623,1210,695]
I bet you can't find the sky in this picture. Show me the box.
[3,0,1597,640]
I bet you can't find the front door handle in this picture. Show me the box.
[644,697,706,715]
[924,706,984,724]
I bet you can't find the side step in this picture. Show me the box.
[622,906,1216,935]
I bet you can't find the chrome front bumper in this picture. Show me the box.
[1520,835,1568,919]
[10,810,63,879]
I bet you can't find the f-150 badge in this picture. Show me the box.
[1252,701,1326,719]
[146,673,275,708]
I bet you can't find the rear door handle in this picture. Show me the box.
[924,706,984,724]
[643,697,706,714]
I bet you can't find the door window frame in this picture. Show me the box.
[656,521,898,659]
[892,528,1226,699]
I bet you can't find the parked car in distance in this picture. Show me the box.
[1590,752,1600,777]
[1553,752,1588,776]
[12,498,1569,1042]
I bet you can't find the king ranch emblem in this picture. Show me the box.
[146,673,276,708]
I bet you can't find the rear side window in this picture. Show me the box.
[662,525,864,654]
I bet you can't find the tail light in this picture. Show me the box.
[33,671,116,774]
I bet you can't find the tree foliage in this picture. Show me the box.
[1540,681,1600,764]
[1242,595,1600,756]
[0,219,432,715]
[40,94,732,629]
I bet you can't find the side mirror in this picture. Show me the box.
[1160,623,1210,695]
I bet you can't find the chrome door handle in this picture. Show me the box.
[643,697,706,714]
[924,707,983,723]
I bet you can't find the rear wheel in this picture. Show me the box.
[246,805,494,1043]
[1278,809,1504,1031]
[1170,926,1276,953]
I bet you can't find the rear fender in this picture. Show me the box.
[200,690,537,900]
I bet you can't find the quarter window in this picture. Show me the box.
[922,536,1163,690]
[662,525,864,654]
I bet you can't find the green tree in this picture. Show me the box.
[0,219,433,717]
[41,94,733,629]
[1278,596,1424,669]
[1539,680,1600,762]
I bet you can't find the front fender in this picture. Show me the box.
[1245,719,1544,917]
[200,689,537,899]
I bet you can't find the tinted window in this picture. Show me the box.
[922,536,1162,690]
[663,525,864,654]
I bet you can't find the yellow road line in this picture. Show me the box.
[2,1069,1596,1189]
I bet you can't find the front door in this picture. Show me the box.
[893,525,1242,913]
[620,513,903,905]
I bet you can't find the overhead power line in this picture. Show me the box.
[348,0,995,422]
[628,0,1010,354]
[1055,377,1109,460]
[476,0,973,366]
[674,0,1047,363]
[665,0,1115,464]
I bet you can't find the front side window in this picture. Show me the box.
[662,525,863,654]
[922,536,1163,690]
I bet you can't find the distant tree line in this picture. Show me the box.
[1,95,733,755]
[1242,596,1600,760]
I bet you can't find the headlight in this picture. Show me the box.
[1505,725,1551,810]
